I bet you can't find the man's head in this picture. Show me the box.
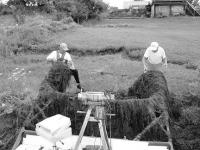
[150,42,159,52]
[59,43,69,53]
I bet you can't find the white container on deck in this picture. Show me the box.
[35,114,72,144]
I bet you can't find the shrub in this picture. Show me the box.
[0,4,13,15]
[54,0,107,23]
[53,12,66,21]
[6,0,108,24]
[62,16,74,24]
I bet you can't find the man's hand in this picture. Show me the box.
[77,83,82,90]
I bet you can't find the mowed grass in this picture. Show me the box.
[55,17,200,64]
[0,52,197,98]
[0,16,200,98]
[75,54,198,94]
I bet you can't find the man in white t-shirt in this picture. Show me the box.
[142,42,167,73]
[47,43,82,90]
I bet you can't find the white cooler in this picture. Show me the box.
[35,114,72,144]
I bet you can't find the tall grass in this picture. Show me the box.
[0,14,78,57]
[0,67,35,98]
[0,54,48,107]
[0,29,12,57]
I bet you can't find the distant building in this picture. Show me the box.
[151,0,186,17]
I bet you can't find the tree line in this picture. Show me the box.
[0,0,108,23]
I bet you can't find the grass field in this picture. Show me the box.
[0,15,200,98]
[55,17,200,63]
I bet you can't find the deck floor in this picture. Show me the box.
[15,135,168,150]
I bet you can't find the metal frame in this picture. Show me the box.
[74,104,111,150]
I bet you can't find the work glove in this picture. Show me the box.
[77,84,81,89]
[77,83,83,90]
[77,84,85,92]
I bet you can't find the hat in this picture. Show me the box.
[150,42,159,51]
[60,43,69,51]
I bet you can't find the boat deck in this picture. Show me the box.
[13,128,172,150]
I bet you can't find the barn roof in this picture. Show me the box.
[152,0,186,5]
[152,0,185,2]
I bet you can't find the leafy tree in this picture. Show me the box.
[7,0,26,7]
[81,0,108,19]
[7,0,108,23]
[71,1,89,23]
[55,0,89,23]
[54,0,74,13]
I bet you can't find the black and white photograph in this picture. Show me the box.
[0,0,200,150]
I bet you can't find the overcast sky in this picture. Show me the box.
[0,0,9,4]
[103,0,152,9]
[103,0,125,9]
